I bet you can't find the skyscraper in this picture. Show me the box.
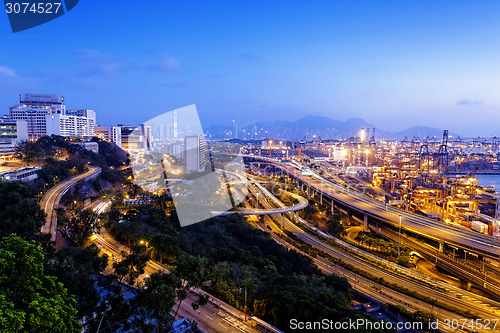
[184,135,207,173]
[232,120,238,139]
[9,93,95,140]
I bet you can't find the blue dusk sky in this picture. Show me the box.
[1,1,500,136]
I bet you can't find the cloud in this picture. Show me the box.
[75,49,138,78]
[150,54,179,72]
[237,51,263,63]
[0,65,38,90]
[457,99,482,106]
[0,66,17,77]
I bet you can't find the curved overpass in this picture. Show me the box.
[40,166,102,242]
[215,191,308,216]
[245,156,500,259]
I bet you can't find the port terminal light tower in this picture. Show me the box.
[495,195,500,238]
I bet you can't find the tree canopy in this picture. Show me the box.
[0,181,46,242]
[0,234,80,333]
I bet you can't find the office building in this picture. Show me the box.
[95,126,122,148]
[119,124,152,152]
[0,119,29,161]
[45,114,95,138]
[185,135,207,173]
[19,93,64,107]
[8,93,95,140]
[66,109,96,123]
[232,120,238,139]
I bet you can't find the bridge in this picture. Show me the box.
[245,156,500,295]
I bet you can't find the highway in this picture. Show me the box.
[90,203,262,333]
[40,166,101,242]
[215,190,308,216]
[249,181,500,333]
[249,157,500,259]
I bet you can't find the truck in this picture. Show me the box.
[471,220,488,234]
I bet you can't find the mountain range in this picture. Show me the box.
[205,115,455,140]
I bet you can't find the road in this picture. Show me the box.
[250,157,500,259]
[40,166,101,242]
[250,181,500,333]
[90,205,262,333]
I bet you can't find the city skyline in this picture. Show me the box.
[1,1,500,136]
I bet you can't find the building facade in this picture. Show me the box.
[45,114,95,138]
[185,135,207,173]
[0,119,29,161]
[8,93,95,140]
[95,126,122,148]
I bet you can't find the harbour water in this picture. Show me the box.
[476,175,500,192]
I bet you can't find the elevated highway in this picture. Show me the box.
[245,156,500,260]
[40,166,101,242]
[215,190,307,216]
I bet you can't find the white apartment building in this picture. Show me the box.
[46,114,95,138]
[9,104,65,140]
[8,93,95,140]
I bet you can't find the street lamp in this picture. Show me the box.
[398,215,402,257]
[239,287,247,321]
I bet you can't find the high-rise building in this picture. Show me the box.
[45,114,95,138]
[9,93,95,140]
[9,104,65,140]
[139,124,153,151]
[19,93,64,107]
[0,119,28,161]
[95,126,122,148]
[232,120,238,139]
[184,135,207,173]
[119,124,152,152]
[66,109,96,123]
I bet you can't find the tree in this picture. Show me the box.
[132,272,179,332]
[60,208,96,246]
[0,234,80,333]
[173,255,208,317]
[327,216,346,236]
[15,140,44,166]
[44,245,109,324]
[0,181,46,242]
[113,245,150,286]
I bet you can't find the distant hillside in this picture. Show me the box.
[394,127,460,139]
[206,115,381,140]
[205,116,460,141]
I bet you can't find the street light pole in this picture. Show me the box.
[244,286,247,322]
[398,215,402,257]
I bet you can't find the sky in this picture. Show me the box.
[1,1,500,136]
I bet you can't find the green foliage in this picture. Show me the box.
[132,272,179,332]
[60,208,96,246]
[15,140,44,166]
[387,303,436,326]
[253,274,352,329]
[0,234,80,333]
[108,210,353,330]
[0,181,46,242]
[34,135,127,189]
[44,245,108,322]
[327,215,345,236]
[113,245,150,286]
[355,231,410,260]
